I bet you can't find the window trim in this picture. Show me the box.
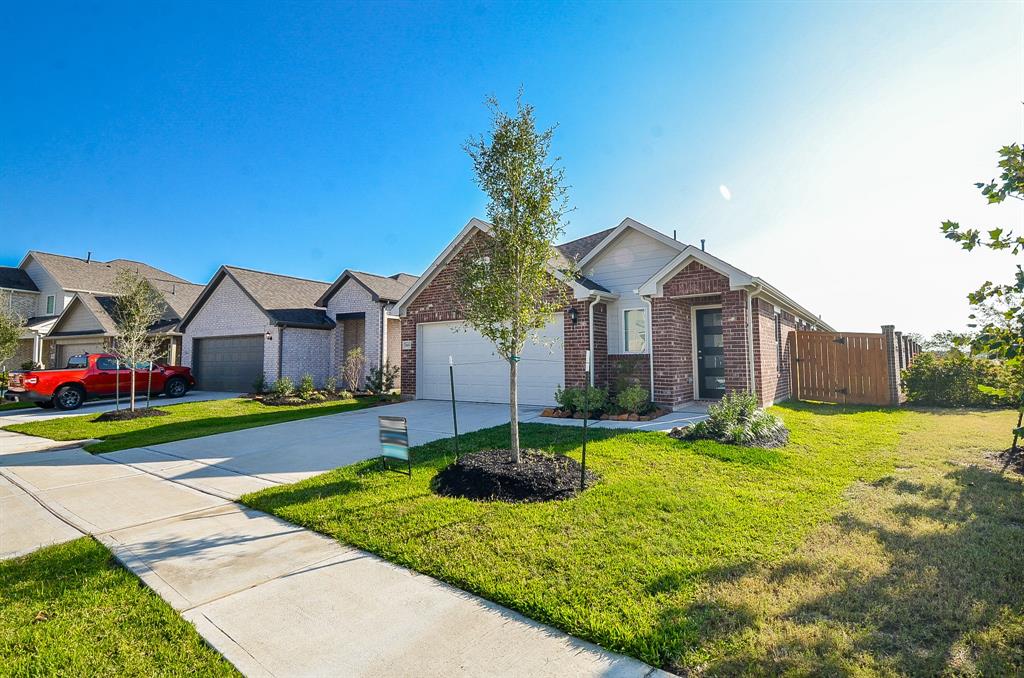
[621,307,648,354]
[46,295,55,315]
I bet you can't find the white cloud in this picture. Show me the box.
[719,184,731,201]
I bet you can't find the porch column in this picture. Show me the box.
[32,334,42,365]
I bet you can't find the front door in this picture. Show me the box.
[696,308,725,399]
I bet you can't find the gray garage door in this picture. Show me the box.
[56,340,106,368]
[193,335,265,392]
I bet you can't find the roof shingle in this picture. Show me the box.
[0,267,39,292]
[27,251,190,294]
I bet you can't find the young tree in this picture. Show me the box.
[459,95,572,462]
[111,269,164,410]
[0,292,24,376]
[941,142,1024,449]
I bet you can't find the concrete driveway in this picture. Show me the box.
[0,399,668,677]
[0,390,240,425]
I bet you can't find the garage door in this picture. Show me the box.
[417,318,563,406]
[56,340,105,368]
[193,335,265,392]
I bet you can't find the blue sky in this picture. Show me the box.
[2,1,1021,334]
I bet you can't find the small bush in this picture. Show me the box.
[683,391,787,447]
[297,373,316,400]
[902,351,1009,407]
[272,376,294,398]
[615,385,649,414]
[324,375,339,395]
[252,373,266,395]
[338,389,354,400]
[366,362,400,395]
[554,386,607,413]
[20,361,42,371]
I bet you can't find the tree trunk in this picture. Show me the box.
[1012,407,1023,453]
[129,366,136,411]
[509,357,520,463]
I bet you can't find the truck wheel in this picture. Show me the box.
[164,377,187,398]
[34,401,56,409]
[54,385,85,411]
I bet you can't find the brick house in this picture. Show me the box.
[396,217,833,408]
[178,266,334,392]
[315,270,418,389]
[0,266,41,370]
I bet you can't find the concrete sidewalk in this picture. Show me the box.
[0,404,670,677]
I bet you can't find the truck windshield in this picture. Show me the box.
[66,355,88,369]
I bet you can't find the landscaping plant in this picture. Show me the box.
[324,375,339,395]
[458,93,572,463]
[297,373,316,400]
[251,373,266,395]
[681,391,788,447]
[554,385,608,416]
[271,376,294,398]
[110,270,165,411]
[366,361,400,396]
[615,385,649,415]
[0,293,25,372]
[902,350,1007,407]
[342,347,365,392]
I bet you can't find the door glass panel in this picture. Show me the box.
[703,333,724,348]
[702,312,722,327]
[705,376,726,390]
[705,355,724,369]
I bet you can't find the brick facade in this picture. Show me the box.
[751,298,798,405]
[2,290,37,322]
[324,278,385,386]
[606,354,650,392]
[592,303,608,388]
[279,327,332,386]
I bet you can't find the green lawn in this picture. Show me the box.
[0,537,237,676]
[3,396,377,453]
[242,403,1024,675]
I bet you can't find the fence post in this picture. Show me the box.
[881,325,901,406]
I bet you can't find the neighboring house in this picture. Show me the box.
[178,266,334,392]
[1,266,41,370]
[396,217,833,408]
[43,282,203,368]
[5,252,195,368]
[315,269,418,388]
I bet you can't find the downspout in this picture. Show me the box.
[588,299,595,387]
[745,285,760,399]
[641,295,655,402]
[379,302,387,369]
[277,325,284,381]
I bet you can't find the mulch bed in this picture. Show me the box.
[668,425,790,449]
[432,448,598,503]
[540,407,671,422]
[993,447,1024,475]
[249,393,398,407]
[93,408,169,423]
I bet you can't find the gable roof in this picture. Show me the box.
[0,266,39,292]
[555,228,615,262]
[178,266,335,331]
[21,251,190,294]
[575,217,687,269]
[317,269,420,307]
[47,280,206,338]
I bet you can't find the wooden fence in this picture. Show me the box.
[790,331,893,405]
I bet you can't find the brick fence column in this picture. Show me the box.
[882,325,902,405]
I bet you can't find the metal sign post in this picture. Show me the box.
[581,349,590,491]
[449,355,459,461]
[115,360,121,411]
[378,415,412,476]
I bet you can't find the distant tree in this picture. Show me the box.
[459,94,572,462]
[111,270,164,410]
[0,291,25,375]
[941,142,1024,449]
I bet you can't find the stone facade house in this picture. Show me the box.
[178,266,334,392]
[1,267,41,370]
[396,217,833,408]
[315,270,417,389]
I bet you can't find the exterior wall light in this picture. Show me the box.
[567,307,578,326]
[265,329,273,341]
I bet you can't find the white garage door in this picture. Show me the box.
[417,318,564,406]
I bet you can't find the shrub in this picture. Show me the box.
[902,351,1005,407]
[338,390,354,400]
[20,361,42,371]
[615,385,649,414]
[684,391,787,447]
[554,385,607,413]
[271,376,294,398]
[324,375,339,395]
[297,373,316,400]
[366,362,400,395]
[251,373,266,395]
[343,347,365,391]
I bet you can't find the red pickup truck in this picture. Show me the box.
[5,353,196,410]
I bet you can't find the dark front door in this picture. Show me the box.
[696,308,725,399]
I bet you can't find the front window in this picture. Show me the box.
[46,295,55,315]
[623,309,648,353]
